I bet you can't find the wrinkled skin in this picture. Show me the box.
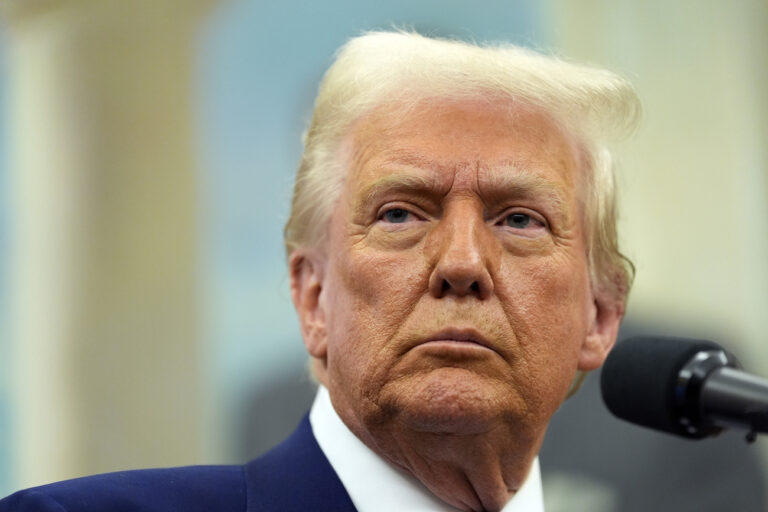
[290,99,622,511]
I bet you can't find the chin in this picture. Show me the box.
[383,367,516,435]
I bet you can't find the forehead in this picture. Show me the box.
[346,98,583,196]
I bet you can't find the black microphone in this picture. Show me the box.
[600,336,768,440]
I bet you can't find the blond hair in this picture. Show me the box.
[284,30,640,305]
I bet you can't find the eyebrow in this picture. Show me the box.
[355,153,572,226]
[479,164,567,212]
[363,158,565,196]
[360,170,444,207]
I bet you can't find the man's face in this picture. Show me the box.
[293,99,618,441]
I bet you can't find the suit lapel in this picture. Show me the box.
[244,415,357,511]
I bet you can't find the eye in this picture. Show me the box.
[505,213,532,229]
[381,208,412,224]
[497,210,547,232]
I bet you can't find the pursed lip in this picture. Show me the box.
[418,327,497,353]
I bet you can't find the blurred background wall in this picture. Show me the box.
[0,0,766,506]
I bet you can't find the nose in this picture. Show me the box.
[427,205,494,300]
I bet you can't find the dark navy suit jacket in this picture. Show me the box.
[0,416,357,511]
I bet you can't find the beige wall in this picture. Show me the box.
[545,0,768,364]
[3,0,214,488]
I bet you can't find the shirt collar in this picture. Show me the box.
[309,386,545,512]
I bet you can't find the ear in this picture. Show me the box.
[578,293,623,371]
[289,251,328,361]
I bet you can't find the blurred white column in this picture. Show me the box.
[544,0,768,366]
[3,0,215,488]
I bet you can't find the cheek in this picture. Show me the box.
[324,244,428,381]
[498,253,591,396]
[339,243,428,316]
[501,252,589,323]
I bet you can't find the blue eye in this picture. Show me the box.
[383,208,410,223]
[505,213,531,229]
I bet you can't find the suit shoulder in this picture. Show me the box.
[0,465,246,512]
[244,416,357,512]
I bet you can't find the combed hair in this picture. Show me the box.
[284,30,640,305]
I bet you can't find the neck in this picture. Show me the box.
[338,403,543,512]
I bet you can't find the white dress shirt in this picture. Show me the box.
[309,386,545,512]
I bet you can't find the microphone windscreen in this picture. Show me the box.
[600,336,722,438]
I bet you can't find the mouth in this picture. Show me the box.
[417,327,498,354]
